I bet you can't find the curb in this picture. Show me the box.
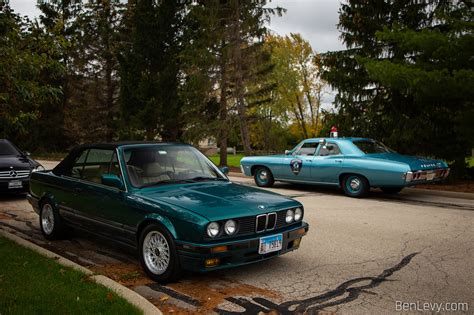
[404,187,474,200]
[0,229,161,315]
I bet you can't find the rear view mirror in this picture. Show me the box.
[219,166,229,175]
[101,174,124,190]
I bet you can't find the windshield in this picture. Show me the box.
[353,140,395,154]
[124,145,225,188]
[0,141,20,156]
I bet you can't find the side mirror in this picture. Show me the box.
[285,150,291,155]
[219,166,229,175]
[101,174,124,190]
[24,151,31,157]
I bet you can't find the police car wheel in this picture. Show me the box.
[254,167,274,187]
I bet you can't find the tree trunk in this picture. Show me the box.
[218,50,228,167]
[296,95,309,138]
[104,2,114,142]
[232,1,252,156]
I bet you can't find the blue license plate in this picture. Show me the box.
[259,234,283,254]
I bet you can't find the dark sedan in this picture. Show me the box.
[0,139,44,193]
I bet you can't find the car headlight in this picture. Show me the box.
[224,220,237,235]
[294,208,303,221]
[285,209,294,224]
[207,222,220,238]
[32,165,45,173]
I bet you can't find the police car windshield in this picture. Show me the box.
[353,140,395,154]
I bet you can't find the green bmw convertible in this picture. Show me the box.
[27,142,309,282]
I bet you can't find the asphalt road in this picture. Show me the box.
[0,161,472,314]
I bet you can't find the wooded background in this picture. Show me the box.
[0,0,472,176]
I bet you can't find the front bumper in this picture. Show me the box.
[176,222,309,272]
[0,178,30,193]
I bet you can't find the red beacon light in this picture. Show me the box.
[330,126,338,138]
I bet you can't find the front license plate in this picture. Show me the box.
[8,180,23,189]
[259,234,283,254]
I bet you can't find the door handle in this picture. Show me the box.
[335,159,343,163]
[305,159,312,162]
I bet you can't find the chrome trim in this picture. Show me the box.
[267,212,277,230]
[275,178,339,186]
[256,212,278,233]
[0,169,30,179]
[256,214,267,233]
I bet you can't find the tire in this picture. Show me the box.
[139,224,181,283]
[253,166,275,187]
[39,200,66,240]
[341,174,369,198]
[381,187,403,194]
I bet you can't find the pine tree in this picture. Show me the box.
[323,0,473,174]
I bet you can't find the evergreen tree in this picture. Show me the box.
[118,0,185,141]
[323,0,473,175]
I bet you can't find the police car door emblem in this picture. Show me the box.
[290,159,303,175]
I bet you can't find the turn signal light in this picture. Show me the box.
[295,228,306,236]
[205,258,220,268]
[210,246,228,253]
[293,238,302,247]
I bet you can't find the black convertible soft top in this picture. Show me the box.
[52,141,184,176]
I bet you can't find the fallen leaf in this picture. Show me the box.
[59,269,66,275]
[23,261,28,267]
[107,292,114,301]
[77,296,80,301]
[160,295,169,302]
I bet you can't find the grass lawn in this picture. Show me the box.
[0,236,142,315]
[208,153,245,167]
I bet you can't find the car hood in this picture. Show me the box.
[0,155,34,171]
[365,153,447,171]
[136,181,299,221]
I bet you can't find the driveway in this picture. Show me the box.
[0,161,472,314]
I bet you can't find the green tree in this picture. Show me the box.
[66,0,124,142]
[181,0,283,163]
[0,6,64,150]
[267,33,326,139]
[323,0,473,175]
[118,0,185,141]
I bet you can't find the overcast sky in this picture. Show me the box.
[267,0,345,53]
[10,0,345,53]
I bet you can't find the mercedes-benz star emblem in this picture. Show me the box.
[258,205,265,210]
[9,170,17,177]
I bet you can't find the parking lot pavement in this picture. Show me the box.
[0,168,472,314]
